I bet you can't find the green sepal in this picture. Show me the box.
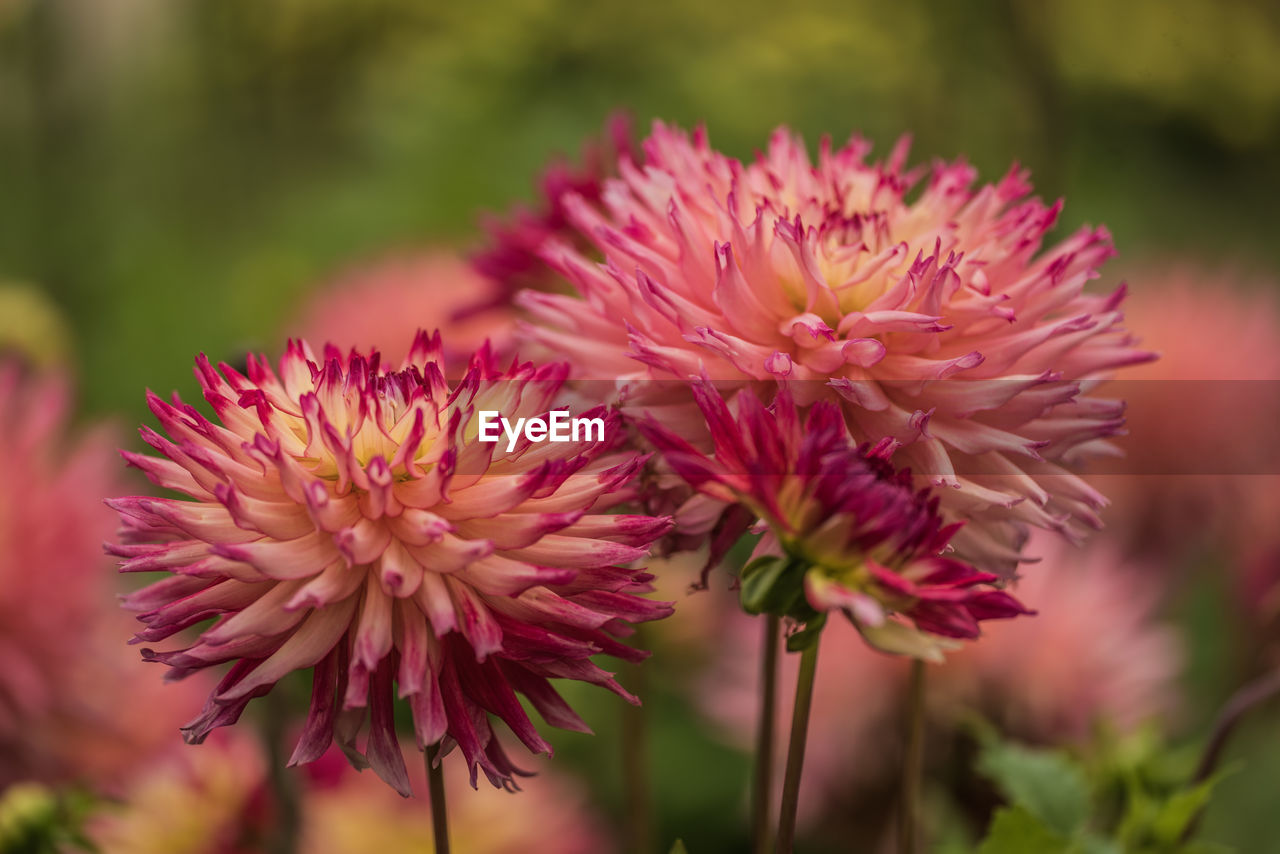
[739,555,813,620]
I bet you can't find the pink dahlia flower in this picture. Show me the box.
[289,251,516,367]
[933,531,1181,742]
[108,332,674,793]
[0,361,203,791]
[641,383,1029,659]
[0,362,113,784]
[518,122,1152,571]
[1089,263,1280,561]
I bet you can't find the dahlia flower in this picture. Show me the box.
[0,362,111,785]
[289,251,516,366]
[0,360,202,791]
[1090,263,1280,561]
[934,531,1181,742]
[518,122,1152,570]
[108,331,673,793]
[640,382,1029,659]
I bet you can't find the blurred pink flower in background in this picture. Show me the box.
[86,731,270,854]
[301,744,614,854]
[1092,263,1280,562]
[516,121,1151,572]
[699,533,1179,830]
[0,362,202,791]
[932,531,1182,743]
[108,332,673,793]
[87,735,613,854]
[289,252,516,367]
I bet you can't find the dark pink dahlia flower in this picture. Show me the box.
[517,122,1153,571]
[640,383,1029,660]
[108,332,673,793]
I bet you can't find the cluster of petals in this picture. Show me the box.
[640,382,1029,659]
[107,331,673,792]
[517,121,1153,570]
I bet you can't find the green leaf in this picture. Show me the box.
[978,741,1091,837]
[668,840,690,854]
[1117,763,1237,850]
[979,806,1073,854]
[1149,778,1218,844]
[1143,765,1236,847]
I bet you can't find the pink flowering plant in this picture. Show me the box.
[517,122,1152,572]
[58,114,1270,854]
[107,331,674,795]
[640,382,1030,660]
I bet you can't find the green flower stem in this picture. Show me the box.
[899,658,926,854]
[752,614,781,854]
[1182,665,1280,842]
[427,744,450,854]
[621,639,654,854]
[775,633,821,854]
[262,690,301,854]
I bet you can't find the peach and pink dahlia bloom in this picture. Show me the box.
[641,383,1029,659]
[517,122,1151,570]
[107,331,673,793]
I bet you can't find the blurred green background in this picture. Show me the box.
[2,1,1280,851]
[4,0,1280,415]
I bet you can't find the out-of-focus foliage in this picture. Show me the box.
[2,0,1279,419]
[1,2,1279,853]
[974,732,1234,854]
[0,284,70,366]
[0,783,94,854]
